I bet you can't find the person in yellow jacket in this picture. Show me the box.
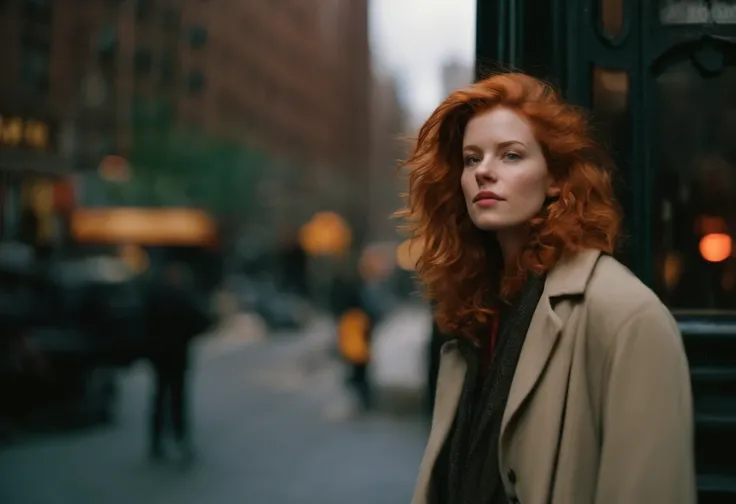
[331,272,379,411]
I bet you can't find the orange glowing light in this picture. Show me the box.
[298,212,352,256]
[337,308,371,364]
[396,238,424,271]
[1,117,24,146]
[699,233,732,263]
[98,155,130,182]
[71,208,217,246]
[663,253,683,290]
[24,120,49,150]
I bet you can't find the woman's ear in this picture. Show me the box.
[546,182,562,198]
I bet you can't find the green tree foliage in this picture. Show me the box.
[125,96,267,217]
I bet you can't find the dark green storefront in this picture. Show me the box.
[476,1,736,501]
[477,0,736,306]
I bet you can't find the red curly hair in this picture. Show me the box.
[397,72,622,340]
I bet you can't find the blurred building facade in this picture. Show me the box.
[0,0,372,252]
[441,59,474,96]
[363,60,471,243]
[367,74,408,242]
[0,0,84,174]
[178,0,372,243]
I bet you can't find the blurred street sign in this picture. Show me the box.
[71,207,217,246]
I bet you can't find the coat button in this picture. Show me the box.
[507,469,517,484]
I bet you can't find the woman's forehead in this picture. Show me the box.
[463,107,536,148]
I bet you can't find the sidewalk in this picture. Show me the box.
[196,312,268,360]
[193,302,433,415]
[196,310,334,362]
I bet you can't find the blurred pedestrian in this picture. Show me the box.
[145,262,212,463]
[400,73,695,504]
[331,270,381,412]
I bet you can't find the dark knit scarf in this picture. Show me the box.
[429,273,546,504]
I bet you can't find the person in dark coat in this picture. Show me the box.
[331,271,381,411]
[146,263,211,462]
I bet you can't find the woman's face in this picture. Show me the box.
[460,106,558,233]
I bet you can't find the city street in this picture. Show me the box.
[0,311,430,504]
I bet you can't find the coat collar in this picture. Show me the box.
[499,249,602,443]
[412,250,605,504]
[545,249,603,298]
[412,250,601,504]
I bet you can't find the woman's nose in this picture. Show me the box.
[475,160,497,182]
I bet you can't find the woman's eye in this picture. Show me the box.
[463,155,481,166]
[503,151,522,161]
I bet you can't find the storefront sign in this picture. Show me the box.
[70,207,218,246]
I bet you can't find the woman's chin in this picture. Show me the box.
[471,217,506,232]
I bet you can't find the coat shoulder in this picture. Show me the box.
[582,255,676,349]
[586,255,661,311]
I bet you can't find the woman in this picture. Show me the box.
[400,73,696,504]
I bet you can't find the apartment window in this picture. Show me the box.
[136,0,153,21]
[188,26,208,49]
[134,47,153,76]
[98,27,117,65]
[20,44,50,94]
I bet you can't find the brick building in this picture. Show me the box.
[367,73,408,241]
[0,0,371,245]
[178,0,372,239]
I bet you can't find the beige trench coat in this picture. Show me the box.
[412,250,696,504]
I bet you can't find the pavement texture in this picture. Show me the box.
[0,306,431,504]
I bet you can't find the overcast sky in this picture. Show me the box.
[369,0,476,128]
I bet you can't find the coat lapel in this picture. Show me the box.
[412,340,466,504]
[500,250,602,442]
[412,250,603,503]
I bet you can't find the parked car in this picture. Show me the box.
[0,248,147,429]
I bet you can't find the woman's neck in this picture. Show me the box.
[496,226,528,267]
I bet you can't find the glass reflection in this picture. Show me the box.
[654,60,736,310]
[601,0,624,38]
[591,67,630,262]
